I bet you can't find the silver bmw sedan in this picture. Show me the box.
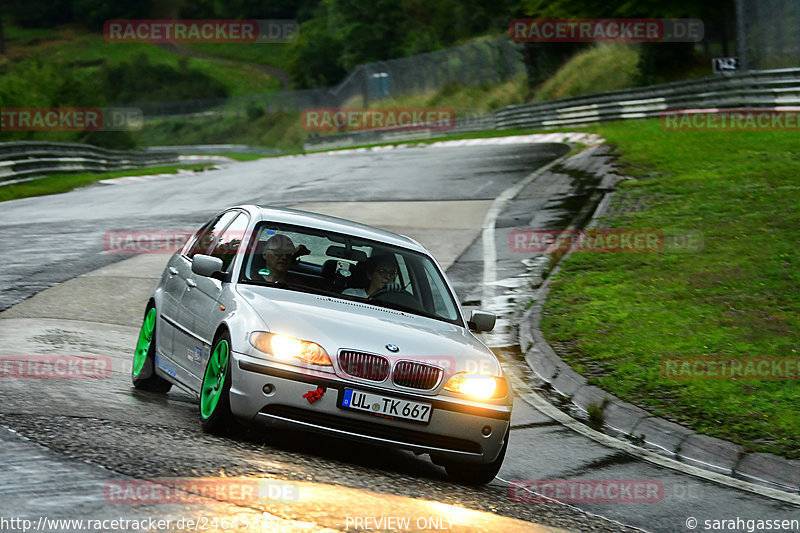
[132,205,512,484]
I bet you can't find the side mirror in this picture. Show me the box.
[468,309,496,332]
[192,254,224,278]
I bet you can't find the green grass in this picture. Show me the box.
[136,111,307,153]
[0,164,214,203]
[533,43,640,101]
[182,43,290,71]
[367,74,531,113]
[539,120,800,458]
[2,26,278,97]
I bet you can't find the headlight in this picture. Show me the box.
[443,372,507,400]
[249,332,332,366]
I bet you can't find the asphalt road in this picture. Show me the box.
[1,142,797,533]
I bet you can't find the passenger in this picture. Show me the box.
[342,253,400,297]
[259,234,309,284]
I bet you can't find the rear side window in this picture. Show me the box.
[184,211,238,259]
[209,213,249,271]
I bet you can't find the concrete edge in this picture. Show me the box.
[515,142,800,498]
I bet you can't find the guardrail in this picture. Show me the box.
[0,141,179,183]
[146,144,283,156]
[304,68,800,150]
[495,67,800,129]
[303,115,497,151]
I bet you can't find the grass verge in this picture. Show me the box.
[0,164,214,203]
[539,119,800,458]
[2,27,278,97]
[533,43,640,101]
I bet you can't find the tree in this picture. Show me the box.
[1,3,5,55]
[5,0,73,28]
[286,15,346,88]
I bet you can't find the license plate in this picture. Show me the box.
[341,388,432,423]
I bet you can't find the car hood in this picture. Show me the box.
[235,285,501,376]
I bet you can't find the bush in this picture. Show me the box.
[246,103,265,120]
[78,130,137,150]
[101,53,229,104]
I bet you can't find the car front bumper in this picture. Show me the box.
[229,352,511,464]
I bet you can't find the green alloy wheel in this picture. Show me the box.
[131,303,172,393]
[200,332,234,434]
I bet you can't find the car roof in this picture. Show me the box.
[233,205,427,253]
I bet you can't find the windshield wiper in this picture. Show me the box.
[372,300,454,324]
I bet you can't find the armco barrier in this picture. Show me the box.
[0,141,179,183]
[304,114,497,151]
[494,68,800,129]
[146,144,283,156]
[304,68,800,150]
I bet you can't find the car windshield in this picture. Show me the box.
[239,222,463,325]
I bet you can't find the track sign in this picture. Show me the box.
[713,57,739,74]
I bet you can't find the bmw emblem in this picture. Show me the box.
[386,344,399,353]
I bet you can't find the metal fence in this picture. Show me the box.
[138,37,525,117]
[737,0,800,70]
[0,141,178,183]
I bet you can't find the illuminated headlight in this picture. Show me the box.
[249,332,332,366]
[443,372,507,400]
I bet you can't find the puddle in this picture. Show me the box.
[539,164,606,229]
[480,153,620,432]
[481,256,550,349]
[483,159,608,350]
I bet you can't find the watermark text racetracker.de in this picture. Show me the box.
[661,108,800,131]
[301,108,456,132]
[104,230,195,254]
[104,478,299,504]
[1,108,143,131]
[509,18,703,42]
[509,479,663,503]
[662,357,800,380]
[508,229,703,254]
[104,19,298,43]
[0,355,111,379]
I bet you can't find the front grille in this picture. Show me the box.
[393,361,442,390]
[339,350,390,381]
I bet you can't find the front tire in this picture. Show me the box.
[200,331,234,435]
[132,303,172,393]
[444,428,509,485]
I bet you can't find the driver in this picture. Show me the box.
[342,253,400,297]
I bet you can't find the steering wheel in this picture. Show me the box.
[368,285,421,311]
[367,282,403,300]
